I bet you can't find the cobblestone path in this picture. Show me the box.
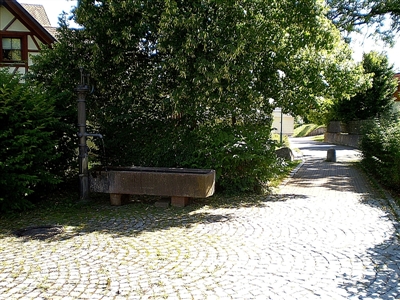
[0,138,399,299]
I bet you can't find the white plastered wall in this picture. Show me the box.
[272,108,294,136]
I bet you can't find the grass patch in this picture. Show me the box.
[269,160,302,189]
[293,124,324,137]
[271,133,290,147]
[310,134,325,142]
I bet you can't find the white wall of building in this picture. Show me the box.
[271,108,294,136]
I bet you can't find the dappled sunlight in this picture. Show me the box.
[337,228,400,298]
[1,137,399,299]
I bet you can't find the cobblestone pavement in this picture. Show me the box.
[1,137,400,299]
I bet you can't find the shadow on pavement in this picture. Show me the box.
[6,193,273,241]
[8,192,313,242]
[337,233,400,299]
[290,160,377,194]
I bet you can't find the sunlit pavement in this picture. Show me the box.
[0,137,399,299]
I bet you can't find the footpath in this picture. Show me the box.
[0,137,399,299]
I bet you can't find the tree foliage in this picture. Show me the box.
[0,70,60,212]
[28,18,84,180]
[327,0,400,41]
[331,51,397,122]
[31,0,365,192]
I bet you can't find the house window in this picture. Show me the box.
[2,38,22,61]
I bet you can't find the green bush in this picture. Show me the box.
[182,124,282,194]
[0,70,60,212]
[98,121,281,194]
[360,117,400,191]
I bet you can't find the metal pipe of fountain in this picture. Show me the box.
[76,69,103,202]
[76,84,90,202]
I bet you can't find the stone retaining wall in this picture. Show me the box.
[308,127,326,136]
[324,132,361,148]
[324,121,367,148]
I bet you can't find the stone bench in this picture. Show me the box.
[89,166,215,207]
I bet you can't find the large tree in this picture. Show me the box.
[30,0,365,192]
[327,0,400,41]
[70,0,364,124]
[332,51,398,121]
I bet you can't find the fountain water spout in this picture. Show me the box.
[85,133,103,139]
[78,133,103,139]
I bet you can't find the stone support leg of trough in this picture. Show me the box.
[110,194,130,206]
[171,196,191,207]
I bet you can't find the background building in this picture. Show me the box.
[0,0,55,74]
[271,108,294,136]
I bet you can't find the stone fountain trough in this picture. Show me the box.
[89,166,215,207]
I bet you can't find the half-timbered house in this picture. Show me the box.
[0,0,55,74]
